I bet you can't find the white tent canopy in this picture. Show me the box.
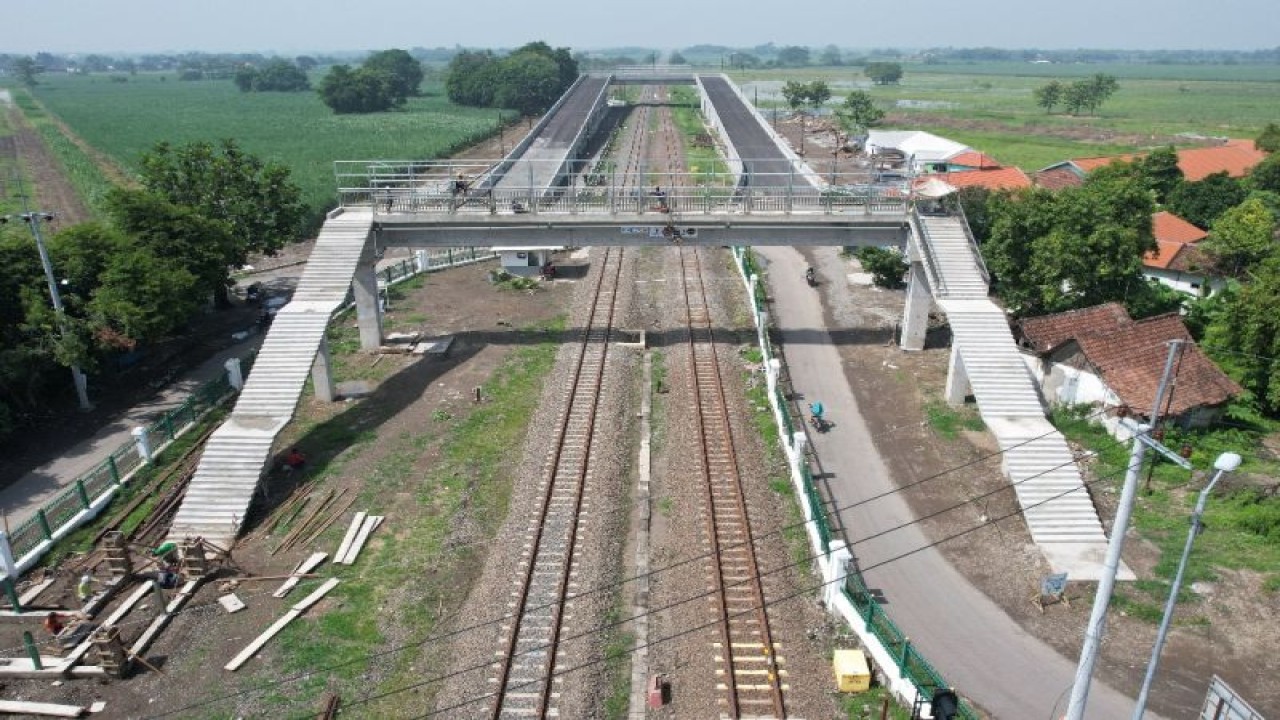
[915,177,959,198]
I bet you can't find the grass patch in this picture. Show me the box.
[1052,405,1280,621]
[271,315,566,714]
[601,602,635,719]
[732,66,1280,170]
[842,685,912,720]
[10,88,115,214]
[923,399,985,440]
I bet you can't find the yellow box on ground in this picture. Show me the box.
[833,648,871,693]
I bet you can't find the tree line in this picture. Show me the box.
[0,141,304,444]
[444,42,578,116]
[960,130,1280,414]
[1033,74,1120,115]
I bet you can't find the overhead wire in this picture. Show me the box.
[151,411,1143,718]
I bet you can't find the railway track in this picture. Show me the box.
[679,247,788,719]
[488,246,626,719]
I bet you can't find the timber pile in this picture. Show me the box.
[271,489,353,555]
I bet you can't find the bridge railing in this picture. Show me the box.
[336,159,913,217]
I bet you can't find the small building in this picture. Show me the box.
[1017,303,1240,432]
[865,130,971,174]
[491,247,563,277]
[1035,138,1269,189]
[1142,211,1224,296]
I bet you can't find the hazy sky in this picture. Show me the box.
[6,0,1277,55]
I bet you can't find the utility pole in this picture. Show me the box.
[1132,451,1241,719]
[2,181,91,410]
[1066,419,1191,719]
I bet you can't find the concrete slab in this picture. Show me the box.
[1041,543,1135,582]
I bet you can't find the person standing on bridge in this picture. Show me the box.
[651,186,668,212]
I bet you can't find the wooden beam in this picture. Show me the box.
[339,516,382,565]
[225,578,339,671]
[333,512,367,565]
[0,698,89,717]
[273,553,327,599]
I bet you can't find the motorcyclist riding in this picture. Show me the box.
[805,266,816,286]
[809,401,826,431]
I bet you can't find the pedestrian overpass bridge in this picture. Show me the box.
[169,72,1116,579]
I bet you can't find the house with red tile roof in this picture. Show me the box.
[1035,139,1268,188]
[1142,211,1224,296]
[1016,303,1240,431]
[928,166,1035,192]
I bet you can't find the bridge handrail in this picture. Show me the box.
[715,74,823,191]
[695,75,745,184]
[909,207,948,296]
[548,76,614,201]
[953,199,990,285]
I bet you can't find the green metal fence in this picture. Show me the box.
[8,360,245,564]
[735,246,978,719]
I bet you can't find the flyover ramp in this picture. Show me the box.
[914,212,1117,578]
[167,210,374,548]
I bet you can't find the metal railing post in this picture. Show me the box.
[107,455,120,484]
[75,480,91,510]
[36,510,52,540]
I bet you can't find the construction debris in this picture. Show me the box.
[274,553,328,599]
[218,594,246,613]
[336,515,383,565]
[225,578,340,671]
[0,698,96,717]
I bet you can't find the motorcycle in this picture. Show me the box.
[808,401,829,433]
[805,267,817,287]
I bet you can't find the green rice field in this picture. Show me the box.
[21,73,505,215]
[734,65,1280,170]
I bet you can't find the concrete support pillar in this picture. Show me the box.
[944,346,970,407]
[132,426,153,463]
[353,244,383,352]
[824,540,853,610]
[900,261,931,351]
[224,357,244,391]
[311,336,337,403]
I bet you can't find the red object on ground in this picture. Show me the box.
[647,675,667,708]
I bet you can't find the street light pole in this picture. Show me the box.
[1065,423,1150,720]
[3,208,92,410]
[1131,451,1242,719]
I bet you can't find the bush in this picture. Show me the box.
[853,246,908,289]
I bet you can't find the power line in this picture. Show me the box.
[151,413,1135,718]
[336,444,1160,720]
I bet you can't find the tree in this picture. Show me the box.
[1203,261,1280,413]
[1254,122,1280,153]
[834,90,883,135]
[363,48,423,99]
[1202,196,1278,277]
[135,140,305,303]
[295,55,319,72]
[492,51,562,116]
[1062,81,1092,115]
[104,188,236,306]
[445,50,498,107]
[318,64,396,113]
[233,64,258,92]
[865,62,903,85]
[50,223,199,347]
[853,247,907,288]
[1247,153,1280,194]
[13,56,39,86]
[818,45,843,66]
[1167,172,1247,229]
[252,59,310,91]
[777,46,811,67]
[668,51,687,65]
[983,173,1155,316]
[1034,80,1063,114]
[781,80,830,154]
[1137,146,1183,203]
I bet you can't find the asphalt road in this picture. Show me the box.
[757,244,1149,720]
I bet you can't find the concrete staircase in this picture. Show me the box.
[914,213,1117,578]
[167,210,374,548]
